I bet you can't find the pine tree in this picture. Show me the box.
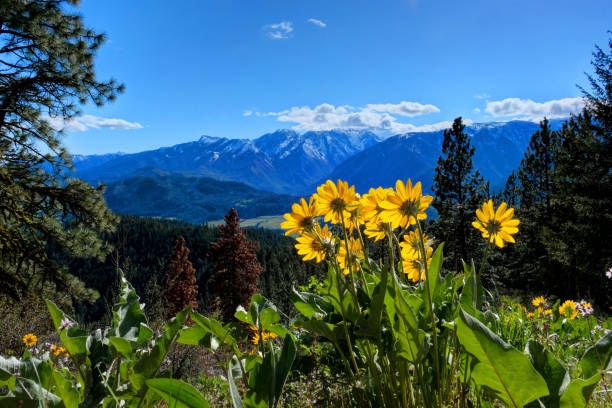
[163,236,198,319]
[208,209,264,321]
[432,117,486,272]
[507,119,560,291]
[0,0,122,298]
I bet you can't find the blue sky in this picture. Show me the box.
[60,0,611,154]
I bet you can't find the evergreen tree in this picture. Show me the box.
[208,209,264,321]
[163,236,198,319]
[0,0,122,298]
[432,117,486,272]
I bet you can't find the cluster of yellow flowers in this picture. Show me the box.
[525,296,553,319]
[281,179,436,279]
[50,344,69,357]
[282,179,520,280]
[249,326,278,345]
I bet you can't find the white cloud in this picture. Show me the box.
[365,101,439,116]
[307,18,327,28]
[45,114,143,132]
[242,109,253,117]
[473,108,481,113]
[474,93,491,100]
[264,21,293,39]
[485,97,584,120]
[249,101,455,134]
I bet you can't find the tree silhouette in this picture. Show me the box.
[163,236,198,319]
[208,209,263,321]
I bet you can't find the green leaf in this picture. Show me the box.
[425,243,444,313]
[526,340,570,408]
[108,272,150,343]
[559,374,602,408]
[290,288,332,319]
[356,264,388,339]
[146,378,210,408]
[130,307,189,395]
[46,300,88,360]
[460,260,485,319]
[294,320,337,343]
[228,358,244,408]
[274,334,297,403]
[108,336,132,357]
[457,308,549,408]
[187,311,237,348]
[579,330,612,379]
[52,368,81,408]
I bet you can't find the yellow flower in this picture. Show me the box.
[402,252,432,282]
[544,309,552,316]
[313,180,359,225]
[532,296,546,307]
[379,179,433,229]
[50,344,61,356]
[22,333,37,347]
[295,224,332,263]
[400,230,433,260]
[337,237,364,275]
[364,220,388,242]
[360,187,392,223]
[537,306,544,316]
[280,197,321,235]
[249,326,278,345]
[472,200,519,248]
[526,312,535,318]
[559,300,578,320]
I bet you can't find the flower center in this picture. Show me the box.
[486,219,501,235]
[330,198,346,213]
[400,199,418,216]
[299,216,314,230]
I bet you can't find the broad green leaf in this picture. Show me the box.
[130,307,189,395]
[294,320,337,343]
[290,288,333,318]
[274,334,297,403]
[0,355,52,387]
[52,369,81,408]
[176,326,218,350]
[12,377,63,408]
[425,243,444,314]
[245,348,274,408]
[109,336,132,357]
[579,330,612,379]
[459,261,485,320]
[146,378,210,408]
[356,263,388,339]
[559,374,602,408]
[457,308,549,408]
[46,300,88,360]
[228,358,244,408]
[526,340,570,408]
[108,273,149,343]
[189,311,236,347]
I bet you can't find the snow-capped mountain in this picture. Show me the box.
[324,119,566,193]
[75,129,382,194]
[74,119,566,200]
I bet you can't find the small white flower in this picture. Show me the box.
[606,267,612,279]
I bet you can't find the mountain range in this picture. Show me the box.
[73,120,566,224]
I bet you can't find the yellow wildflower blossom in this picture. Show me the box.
[532,296,546,307]
[295,224,333,263]
[379,179,433,229]
[313,180,359,225]
[472,200,519,248]
[249,326,278,345]
[360,187,392,223]
[400,230,433,260]
[526,312,535,318]
[337,237,364,275]
[280,197,321,235]
[22,333,37,347]
[364,220,388,242]
[559,300,578,320]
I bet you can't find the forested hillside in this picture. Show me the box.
[54,215,325,322]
